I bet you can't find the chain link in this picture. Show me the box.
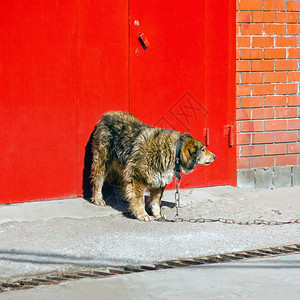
[156,179,300,225]
[173,177,181,221]
[168,217,300,225]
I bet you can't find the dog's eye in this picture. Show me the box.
[201,148,206,152]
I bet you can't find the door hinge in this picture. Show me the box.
[203,128,209,147]
[224,125,235,147]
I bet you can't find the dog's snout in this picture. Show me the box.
[213,154,216,160]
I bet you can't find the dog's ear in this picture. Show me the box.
[183,143,196,159]
[181,133,198,163]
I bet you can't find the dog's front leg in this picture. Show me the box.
[148,187,166,219]
[125,181,150,221]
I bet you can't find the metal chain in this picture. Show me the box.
[173,176,181,221]
[156,179,300,225]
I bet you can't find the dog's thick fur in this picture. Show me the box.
[91,111,216,221]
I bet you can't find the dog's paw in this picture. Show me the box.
[136,213,151,222]
[92,198,106,206]
[150,204,165,219]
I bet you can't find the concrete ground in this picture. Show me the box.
[0,186,299,298]
[1,254,299,300]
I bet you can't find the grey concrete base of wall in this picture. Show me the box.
[237,166,300,190]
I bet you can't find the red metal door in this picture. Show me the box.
[76,0,129,198]
[0,0,235,204]
[0,1,78,203]
[129,0,236,188]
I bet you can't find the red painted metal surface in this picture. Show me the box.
[129,0,236,188]
[0,0,235,204]
[0,1,78,203]
[76,0,129,198]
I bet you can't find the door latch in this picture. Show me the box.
[138,33,150,50]
[224,125,234,147]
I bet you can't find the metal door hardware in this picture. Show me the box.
[203,128,209,147]
[224,125,234,147]
[138,33,150,50]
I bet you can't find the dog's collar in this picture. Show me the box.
[175,138,182,180]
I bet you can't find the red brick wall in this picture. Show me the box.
[236,0,300,169]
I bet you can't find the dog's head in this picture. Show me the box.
[180,133,216,173]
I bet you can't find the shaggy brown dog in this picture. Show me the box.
[91,111,216,221]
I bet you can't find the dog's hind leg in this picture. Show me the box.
[125,181,150,221]
[148,187,166,219]
[91,129,111,206]
[91,158,107,206]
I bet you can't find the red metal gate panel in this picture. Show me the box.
[129,0,236,188]
[0,1,78,203]
[0,0,235,204]
[76,0,129,198]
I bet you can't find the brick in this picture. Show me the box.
[237,133,251,145]
[288,119,300,130]
[276,107,298,118]
[236,60,251,72]
[240,120,264,132]
[288,24,300,34]
[240,145,264,157]
[288,1,300,11]
[237,169,255,189]
[288,95,300,106]
[288,143,300,154]
[288,48,300,59]
[241,72,263,84]
[288,72,300,82]
[265,144,287,155]
[240,49,263,60]
[255,167,274,190]
[252,12,275,23]
[264,0,286,11]
[237,157,251,169]
[252,37,274,47]
[240,0,263,10]
[276,60,298,71]
[236,49,240,59]
[237,109,252,120]
[252,156,275,168]
[265,119,287,131]
[241,24,263,35]
[265,72,287,83]
[237,36,251,47]
[236,74,240,84]
[252,84,275,95]
[274,166,292,188]
[264,48,286,59]
[236,121,242,133]
[237,84,251,96]
[236,97,241,109]
[237,24,240,35]
[276,132,298,143]
[276,36,298,47]
[276,12,298,23]
[237,11,251,23]
[241,96,264,108]
[265,95,287,107]
[276,155,298,166]
[264,24,286,35]
[252,132,275,144]
[252,60,274,71]
[276,83,298,95]
[252,108,275,119]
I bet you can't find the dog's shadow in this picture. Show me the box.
[82,133,174,219]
